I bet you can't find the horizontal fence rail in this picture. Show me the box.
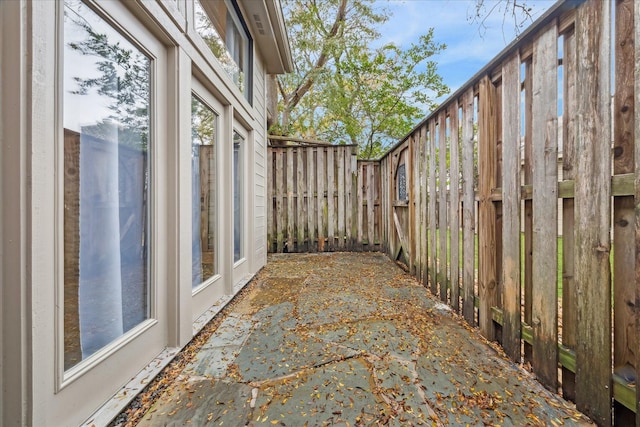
[268,1,640,424]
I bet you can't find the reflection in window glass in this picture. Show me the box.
[193,0,250,98]
[233,132,244,263]
[63,0,150,370]
[191,95,217,287]
[397,164,407,201]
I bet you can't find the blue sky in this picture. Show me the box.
[375,0,556,103]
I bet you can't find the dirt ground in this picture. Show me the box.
[113,252,592,426]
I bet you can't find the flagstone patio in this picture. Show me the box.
[126,252,591,426]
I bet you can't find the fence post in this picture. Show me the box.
[575,0,612,424]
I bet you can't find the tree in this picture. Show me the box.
[272,0,448,158]
[469,0,536,38]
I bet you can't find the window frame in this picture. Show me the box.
[55,0,167,391]
[190,83,224,295]
[191,0,253,104]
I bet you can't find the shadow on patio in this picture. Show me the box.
[116,252,591,426]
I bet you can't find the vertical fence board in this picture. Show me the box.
[429,119,438,295]
[327,148,336,251]
[297,148,306,252]
[438,112,449,302]
[449,104,461,312]
[367,163,375,249]
[418,126,426,285]
[523,58,534,362]
[634,1,640,421]
[575,1,612,424]
[357,162,364,250]
[531,22,559,390]
[407,133,419,274]
[338,148,346,249]
[275,149,284,253]
[613,2,637,423]
[317,148,326,251]
[345,147,354,249]
[501,52,522,362]
[461,89,476,323]
[478,75,499,341]
[267,147,274,252]
[286,150,295,251]
[307,148,317,252]
[561,25,577,402]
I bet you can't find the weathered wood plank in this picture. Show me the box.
[307,147,317,252]
[267,147,274,252]
[613,1,636,422]
[317,148,326,251]
[531,21,559,391]
[635,0,640,421]
[429,119,438,295]
[327,147,336,251]
[478,75,499,341]
[407,133,419,275]
[420,125,429,288]
[461,89,476,324]
[438,112,449,302]
[357,161,364,250]
[286,150,295,252]
[374,163,382,250]
[575,1,613,424]
[345,147,354,249]
[297,148,306,252]
[276,148,284,253]
[501,52,522,362]
[367,163,375,249]
[449,103,461,313]
[561,24,577,402]
[337,147,346,249]
[418,126,426,285]
[523,57,534,363]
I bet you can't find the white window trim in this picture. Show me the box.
[49,0,169,415]
[190,80,224,296]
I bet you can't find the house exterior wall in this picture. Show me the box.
[0,1,291,425]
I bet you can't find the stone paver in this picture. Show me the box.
[137,252,592,426]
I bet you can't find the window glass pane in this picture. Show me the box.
[63,0,151,370]
[191,95,217,287]
[233,132,244,262]
[194,0,250,98]
[397,163,407,201]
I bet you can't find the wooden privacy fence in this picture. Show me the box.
[267,144,382,253]
[267,0,640,424]
[379,0,639,425]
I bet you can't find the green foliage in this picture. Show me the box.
[274,0,449,159]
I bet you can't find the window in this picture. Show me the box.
[191,95,218,287]
[397,163,407,201]
[194,0,252,100]
[233,131,244,262]
[63,0,151,370]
